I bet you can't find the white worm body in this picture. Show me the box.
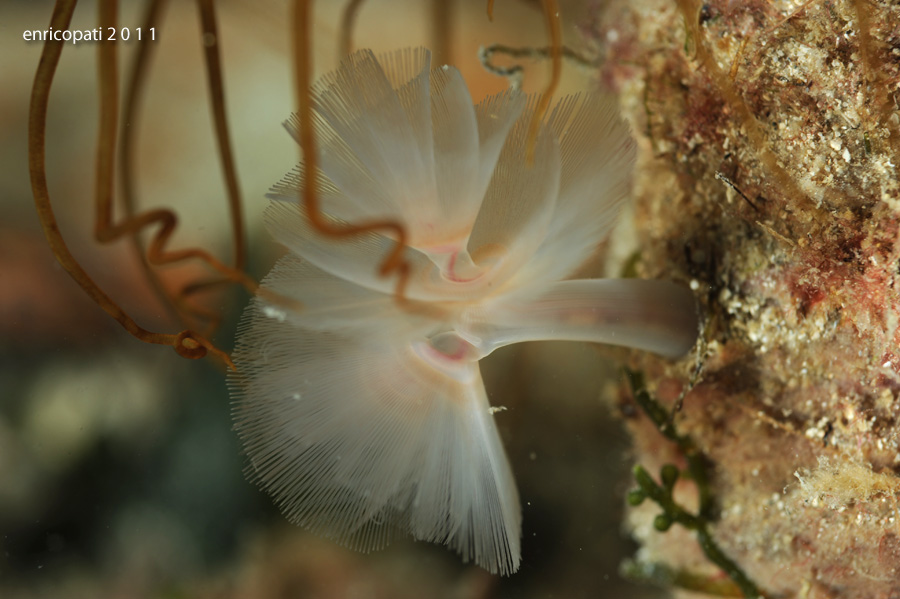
[230,48,697,576]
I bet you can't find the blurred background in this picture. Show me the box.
[0,0,663,597]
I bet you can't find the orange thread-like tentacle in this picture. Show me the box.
[93,0,258,303]
[29,0,235,368]
[197,0,247,273]
[122,0,253,338]
[94,0,255,296]
[525,0,561,164]
[485,0,562,163]
[432,0,453,65]
[120,0,181,326]
[292,0,411,302]
[339,0,365,57]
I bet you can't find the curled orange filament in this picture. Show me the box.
[293,0,412,302]
[29,0,257,368]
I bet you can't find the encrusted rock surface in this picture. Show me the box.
[586,0,900,595]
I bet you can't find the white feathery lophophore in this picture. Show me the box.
[229,48,698,576]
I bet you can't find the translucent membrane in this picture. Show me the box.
[457,279,699,359]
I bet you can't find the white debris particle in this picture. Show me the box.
[488,406,507,415]
[262,305,287,322]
